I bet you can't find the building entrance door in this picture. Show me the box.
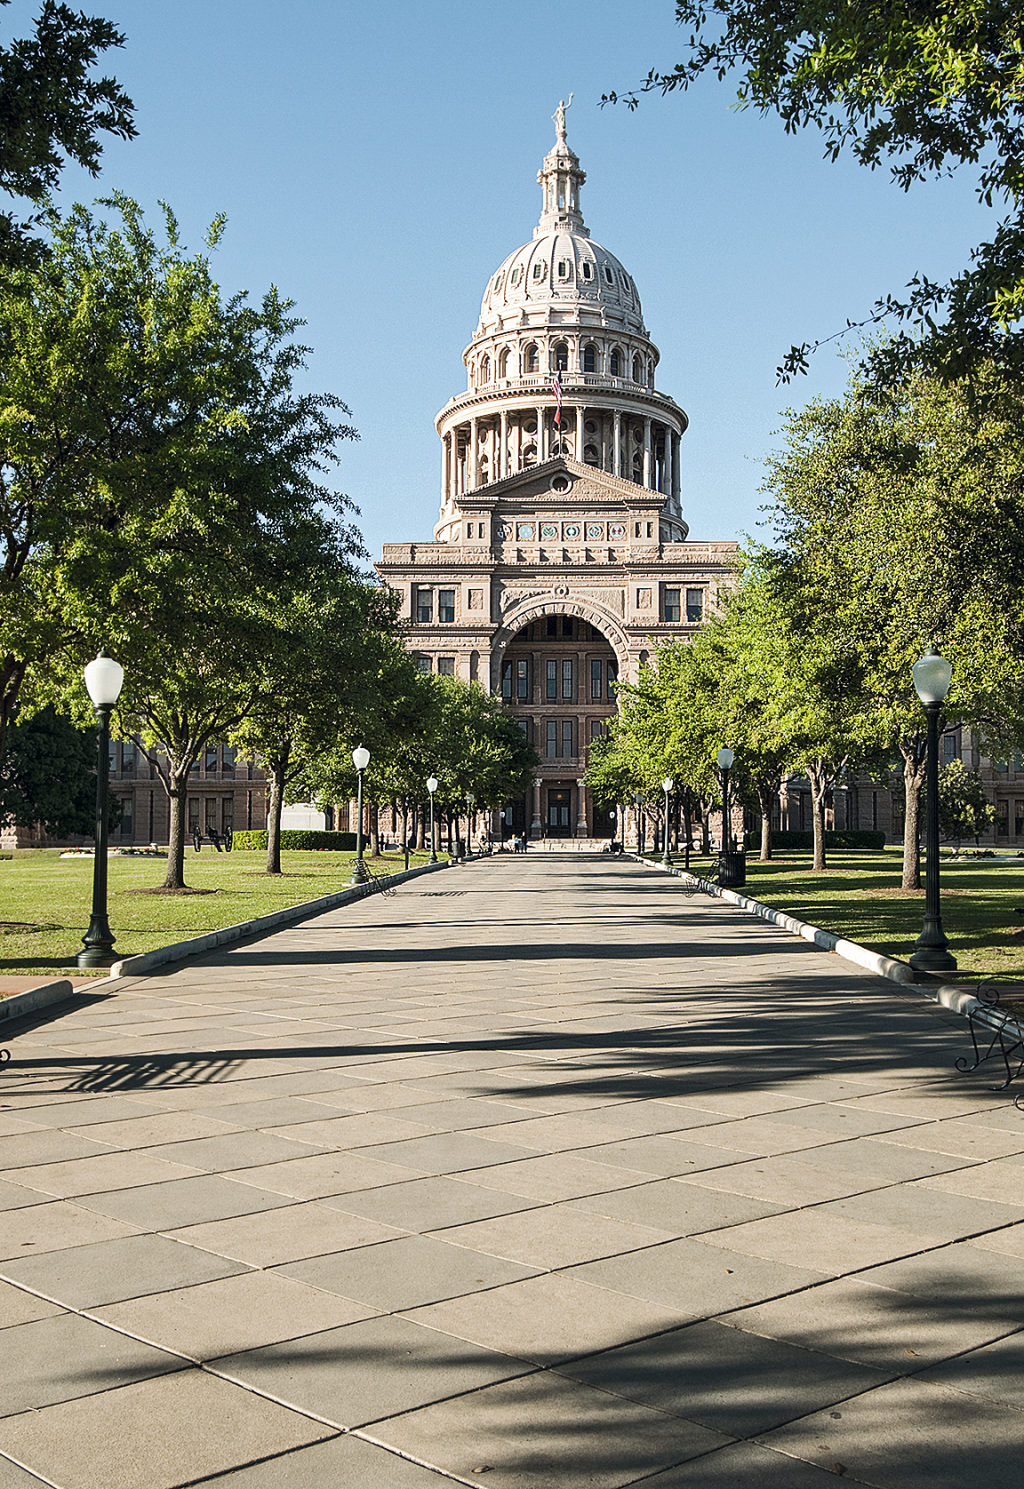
[547,788,571,836]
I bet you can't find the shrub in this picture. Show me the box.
[231,830,357,851]
[748,829,886,851]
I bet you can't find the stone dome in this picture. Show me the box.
[475,129,647,340]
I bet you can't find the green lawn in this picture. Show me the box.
[0,847,442,980]
[675,847,1024,982]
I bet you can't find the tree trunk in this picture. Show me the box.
[901,747,925,890]
[700,796,711,853]
[161,772,190,889]
[807,763,829,871]
[756,782,774,861]
[415,808,425,850]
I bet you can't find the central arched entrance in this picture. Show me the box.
[497,611,619,839]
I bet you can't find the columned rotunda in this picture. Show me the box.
[377,109,738,839]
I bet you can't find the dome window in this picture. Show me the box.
[480,355,491,384]
[554,342,568,372]
[532,262,545,281]
[510,267,522,287]
[610,348,621,376]
[557,260,572,280]
[523,443,537,465]
[582,344,596,373]
[603,265,614,285]
[585,419,597,433]
[497,348,509,379]
[632,355,642,383]
[524,345,539,374]
[493,272,504,292]
[584,444,599,466]
[581,261,593,281]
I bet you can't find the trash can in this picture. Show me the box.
[717,850,746,888]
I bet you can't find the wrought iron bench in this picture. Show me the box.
[956,979,1024,1108]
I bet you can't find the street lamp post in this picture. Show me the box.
[662,778,674,867]
[466,792,475,858]
[427,776,438,863]
[576,777,588,838]
[350,745,370,884]
[910,648,958,974]
[635,793,644,855]
[716,748,735,851]
[77,651,125,967]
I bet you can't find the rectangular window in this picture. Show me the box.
[188,798,201,832]
[995,758,1009,773]
[121,739,136,774]
[222,797,234,838]
[663,587,681,623]
[437,656,455,676]
[561,720,574,758]
[607,662,618,699]
[119,794,133,839]
[591,659,602,699]
[546,720,558,758]
[205,745,218,773]
[892,791,905,836]
[221,745,236,776]
[517,719,530,742]
[205,797,219,832]
[108,739,117,773]
[1015,751,1024,774]
[516,658,529,700]
[502,661,513,700]
[997,800,1009,837]
[438,589,455,623]
[561,659,573,699]
[416,655,432,674]
[547,616,558,637]
[686,588,704,623]
[416,588,433,623]
[590,719,606,740]
[1016,800,1024,838]
[546,659,557,700]
[562,616,573,638]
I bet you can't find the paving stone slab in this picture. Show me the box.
[0,1232,247,1307]
[0,1369,332,1489]
[203,1432,458,1486]
[758,1375,1024,1489]
[0,1312,185,1418]
[629,1440,875,1487]
[555,1316,890,1436]
[278,1232,539,1310]
[366,1369,732,1489]
[325,1175,541,1233]
[211,1312,531,1429]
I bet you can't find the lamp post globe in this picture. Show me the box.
[78,651,125,967]
[662,778,674,866]
[910,648,957,973]
[427,776,438,863]
[350,745,371,885]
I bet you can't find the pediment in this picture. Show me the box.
[453,457,666,515]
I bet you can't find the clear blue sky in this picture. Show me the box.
[10,0,997,559]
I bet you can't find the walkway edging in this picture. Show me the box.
[109,859,455,979]
[629,854,987,1026]
[0,979,75,1024]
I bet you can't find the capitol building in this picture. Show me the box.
[376,108,738,841]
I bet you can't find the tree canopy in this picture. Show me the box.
[0,0,135,264]
[605,2,1024,387]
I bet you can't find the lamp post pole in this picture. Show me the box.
[661,778,674,867]
[466,792,475,857]
[576,777,588,838]
[427,776,438,863]
[350,745,370,884]
[78,652,125,968]
[910,648,958,973]
[716,748,735,852]
[635,793,644,855]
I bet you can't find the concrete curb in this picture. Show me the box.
[0,979,76,1024]
[109,858,456,979]
[629,853,990,1026]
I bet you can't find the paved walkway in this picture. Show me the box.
[0,856,1022,1488]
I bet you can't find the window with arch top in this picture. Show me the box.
[553,342,568,373]
[480,355,490,384]
[582,344,596,373]
[609,348,621,377]
[524,343,539,373]
[632,355,642,383]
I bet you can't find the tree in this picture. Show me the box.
[0,0,136,264]
[0,703,101,835]
[0,196,358,871]
[938,759,996,847]
[605,2,1024,388]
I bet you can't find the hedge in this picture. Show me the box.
[746,829,886,851]
[231,829,358,851]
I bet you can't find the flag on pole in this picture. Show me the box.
[553,370,563,431]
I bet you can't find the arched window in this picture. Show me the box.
[554,341,568,372]
[524,343,539,373]
[582,343,596,373]
[497,347,509,379]
[609,348,621,377]
[647,359,653,386]
[632,355,642,383]
[603,265,614,285]
[523,443,537,465]
[480,355,490,384]
[584,444,599,466]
